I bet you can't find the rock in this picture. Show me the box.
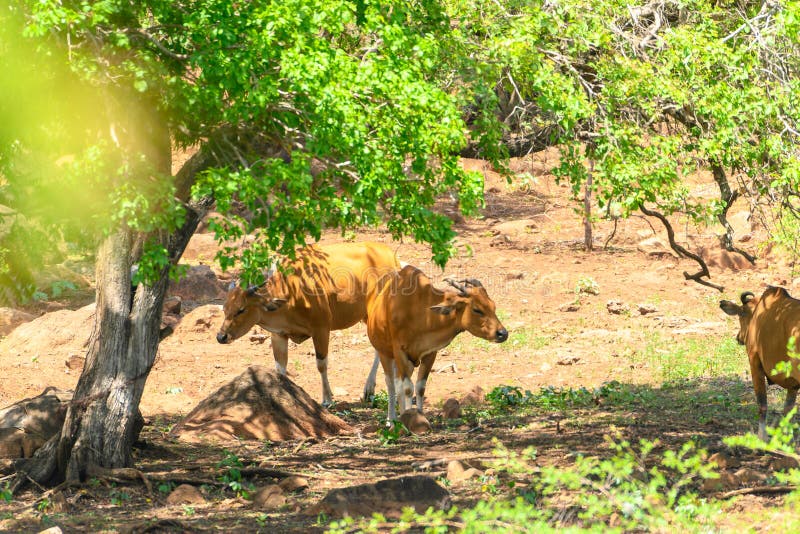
[163,296,182,315]
[0,303,95,361]
[559,300,580,312]
[306,475,451,518]
[461,386,485,407]
[0,428,46,459]
[770,456,799,471]
[697,245,754,271]
[167,265,226,303]
[490,234,513,248]
[702,472,739,492]
[504,271,525,280]
[400,409,431,435]
[606,300,629,315]
[0,307,36,336]
[252,484,286,510]
[442,398,462,419]
[637,303,658,315]
[169,366,352,443]
[556,356,581,366]
[0,387,74,458]
[170,304,223,337]
[733,467,767,485]
[493,219,537,236]
[709,451,740,470]
[278,475,309,493]
[446,460,483,484]
[65,354,85,371]
[166,484,206,505]
[637,237,677,258]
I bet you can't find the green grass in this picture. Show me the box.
[635,333,743,382]
[453,326,552,353]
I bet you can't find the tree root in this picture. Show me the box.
[717,485,797,499]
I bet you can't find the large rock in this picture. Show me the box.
[167,265,226,303]
[169,366,352,444]
[306,475,451,518]
[0,387,72,459]
[0,303,95,360]
[0,307,36,336]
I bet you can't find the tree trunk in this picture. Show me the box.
[584,159,594,251]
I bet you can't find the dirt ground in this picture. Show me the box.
[1,152,797,532]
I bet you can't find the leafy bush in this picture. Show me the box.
[327,437,721,532]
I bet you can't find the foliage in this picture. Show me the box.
[377,420,408,446]
[217,450,254,499]
[574,276,600,296]
[0,483,11,503]
[637,334,742,382]
[486,382,631,414]
[446,0,800,259]
[327,437,720,532]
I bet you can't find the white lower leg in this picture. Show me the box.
[385,368,397,422]
[317,353,333,405]
[415,377,427,413]
[363,351,380,401]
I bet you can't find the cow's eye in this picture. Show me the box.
[236,308,246,316]
[472,307,484,316]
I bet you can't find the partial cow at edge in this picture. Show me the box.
[720,286,800,440]
[367,264,508,421]
[216,241,400,405]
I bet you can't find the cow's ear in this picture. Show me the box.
[430,304,453,316]
[720,300,744,317]
[262,298,287,312]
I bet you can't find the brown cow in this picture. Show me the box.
[216,242,400,404]
[366,265,508,421]
[720,287,800,440]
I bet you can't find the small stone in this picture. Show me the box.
[166,484,205,505]
[606,300,629,315]
[442,398,462,419]
[701,472,739,492]
[637,303,658,315]
[163,296,182,315]
[461,386,485,406]
[709,451,740,470]
[733,467,767,485]
[65,355,85,370]
[400,409,431,435]
[279,475,309,493]
[253,484,286,510]
[771,456,800,471]
[556,356,580,366]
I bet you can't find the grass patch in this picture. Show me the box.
[635,333,743,382]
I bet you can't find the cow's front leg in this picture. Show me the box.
[394,349,415,415]
[378,353,398,422]
[312,331,334,406]
[750,355,769,440]
[271,333,289,375]
[415,352,437,414]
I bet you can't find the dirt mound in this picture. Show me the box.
[0,303,95,359]
[167,304,222,343]
[0,307,36,336]
[169,366,352,444]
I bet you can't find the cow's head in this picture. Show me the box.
[720,291,757,345]
[431,278,508,343]
[216,281,287,344]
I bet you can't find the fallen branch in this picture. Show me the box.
[717,484,798,499]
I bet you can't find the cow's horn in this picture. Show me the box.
[463,278,483,288]
[741,291,755,304]
[445,278,468,296]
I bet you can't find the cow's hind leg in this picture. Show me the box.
[271,333,289,375]
[362,350,381,403]
[750,356,769,441]
[312,331,334,406]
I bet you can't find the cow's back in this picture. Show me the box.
[282,242,399,331]
[749,286,800,387]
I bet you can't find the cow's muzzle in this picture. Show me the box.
[495,328,508,343]
[216,332,230,344]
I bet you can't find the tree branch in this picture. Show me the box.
[639,204,724,292]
